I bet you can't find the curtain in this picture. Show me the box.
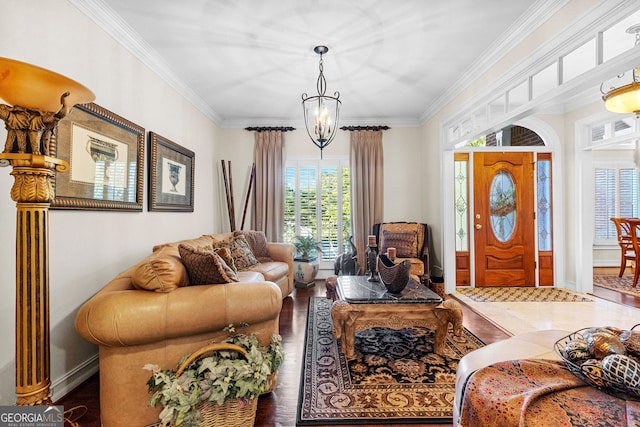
[252,130,284,242]
[350,130,384,272]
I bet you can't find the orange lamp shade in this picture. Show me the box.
[0,57,95,112]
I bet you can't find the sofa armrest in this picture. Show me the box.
[267,242,295,289]
[75,281,282,347]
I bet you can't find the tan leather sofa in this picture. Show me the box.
[75,232,295,427]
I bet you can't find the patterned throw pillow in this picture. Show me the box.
[178,244,239,285]
[381,230,418,258]
[233,230,269,258]
[216,235,259,271]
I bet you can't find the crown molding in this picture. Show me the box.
[419,0,570,123]
[68,0,223,125]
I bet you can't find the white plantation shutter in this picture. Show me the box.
[284,159,351,267]
[594,167,639,241]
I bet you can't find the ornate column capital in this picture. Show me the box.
[0,154,68,203]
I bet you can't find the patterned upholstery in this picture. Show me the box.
[373,222,429,280]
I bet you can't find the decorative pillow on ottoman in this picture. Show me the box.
[215,235,259,271]
[178,244,239,285]
[381,230,418,258]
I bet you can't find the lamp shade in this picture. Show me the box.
[0,57,95,111]
[603,81,640,116]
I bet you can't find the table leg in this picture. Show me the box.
[434,299,464,354]
[331,300,358,359]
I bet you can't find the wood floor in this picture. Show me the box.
[56,278,639,427]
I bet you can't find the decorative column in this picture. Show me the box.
[0,57,94,405]
[1,153,68,404]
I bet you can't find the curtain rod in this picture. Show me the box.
[245,126,296,132]
[340,125,390,131]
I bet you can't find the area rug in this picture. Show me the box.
[594,275,640,297]
[455,287,592,302]
[297,297,485,425]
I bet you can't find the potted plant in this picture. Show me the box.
[145,324,284,427]
[294,235,324,260]
[293,235,324,287]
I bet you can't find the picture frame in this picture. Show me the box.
[51,102,144,211]
[148,132,194,212]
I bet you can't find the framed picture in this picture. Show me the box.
[148,132,194,212]
[51,103,144,211]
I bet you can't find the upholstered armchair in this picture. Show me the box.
[372,222,429,283]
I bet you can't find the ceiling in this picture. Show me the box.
[90,0,542,127]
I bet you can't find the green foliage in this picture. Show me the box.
[294,235,324,259]
[145,325,284,427]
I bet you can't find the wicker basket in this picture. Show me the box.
[194,398,257,427]
[175,343,258,427]
[553,326,640,401]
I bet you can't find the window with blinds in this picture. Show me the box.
[284,159,351,266]
[594,167,639,241]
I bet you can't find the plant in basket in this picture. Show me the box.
[145,324,284,427]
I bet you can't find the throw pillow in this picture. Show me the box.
[381,230,418,258]
[233,230,269,258]
[214,247,237,273]
[132,247,190,292]
[198,244,237,272]
[178,243,239,285]
[216,235,259,271]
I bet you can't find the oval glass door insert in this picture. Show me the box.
[490,170,516,242]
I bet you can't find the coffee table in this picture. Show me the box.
[331,275,463,360]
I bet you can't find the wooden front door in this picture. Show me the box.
[473,152,535,287]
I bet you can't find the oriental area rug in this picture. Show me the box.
[455,286,592,302]
[593,275,640,297]
[297,297,484,425]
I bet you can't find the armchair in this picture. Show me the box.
[372,222,429,284]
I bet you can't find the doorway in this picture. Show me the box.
[451,123,556,289]
[473,152,535,286]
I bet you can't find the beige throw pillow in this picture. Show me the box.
[132,247,190,292]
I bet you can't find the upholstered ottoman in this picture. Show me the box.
[453,329,570,426]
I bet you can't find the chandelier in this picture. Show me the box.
[602,24,640,117]
[302,45,341,157]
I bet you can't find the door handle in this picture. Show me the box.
[475,224,482,229]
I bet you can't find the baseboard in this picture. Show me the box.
[51,354,99,402]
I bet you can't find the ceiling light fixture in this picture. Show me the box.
[302,45,341,158]
[602,24,640,117]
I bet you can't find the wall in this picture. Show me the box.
[0,0,221,403]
